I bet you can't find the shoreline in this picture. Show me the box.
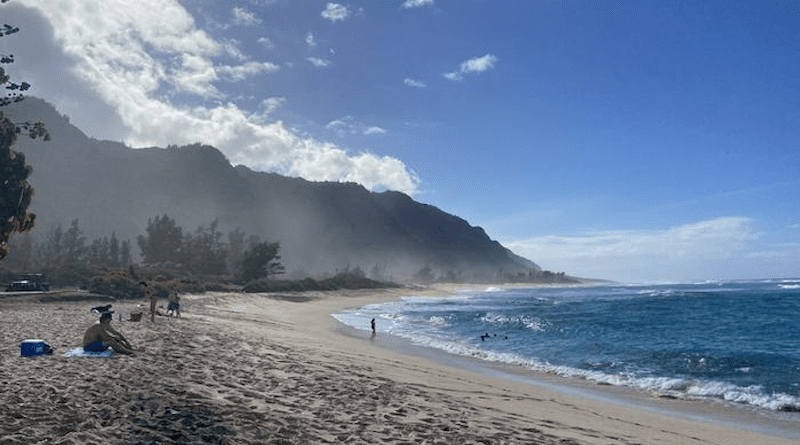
[1,286,797,444]
[326,284,800,442]
[333,316,800,441]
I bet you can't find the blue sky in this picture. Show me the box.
[3,0,799,282]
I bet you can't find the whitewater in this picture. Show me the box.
[333,279,800,415]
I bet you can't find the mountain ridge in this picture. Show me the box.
[3,98,542,281]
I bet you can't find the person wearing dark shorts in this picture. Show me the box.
[167,291,181,317]
[82,312,137,355]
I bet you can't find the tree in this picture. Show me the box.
[413,264,435,283]
[119,240,132,268]
[369,262,388,282]
[108,232,120,267]
[181,219,227,275]
[87,237,109,267]
[240,241,284,282]
[0,0,49,263]
[137,214,183,265]
[0,0,28,108]
[226,228,246,274]
[39,224,64,270]
[61,219,86,265]
[0,115,35,262]
[0,232,32,271]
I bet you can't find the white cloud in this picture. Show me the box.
[326,116,386,137]
[326,118,349,136]
[257,36,275,49]
[444,53,498,81]
[403,78,426,88]
[11,0,419,195]
[169,56,278,97]
[260,97,286,114]
[232,6,262,26]
[364,126,387,135]
[217,61,280,81]
[221,38,248,60]
[402,0,434,8]
[321,3,350,22]
[461,53,497,72]
[305,32,317,47]
[174,54,220,97]
[505,217,759,282]
[307,57,331,68]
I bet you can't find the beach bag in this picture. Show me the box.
[19,339,54,356]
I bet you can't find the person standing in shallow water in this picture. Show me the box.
[141,282,157,322]
[371,318,376,333]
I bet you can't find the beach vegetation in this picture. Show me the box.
[1,214,400,298]
[180,219,228,276]
[413,264,435,283]
[241,269,394,293]
[137,214,183,265]
[239,240,284,282]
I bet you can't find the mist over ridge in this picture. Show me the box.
[4,97,543,281]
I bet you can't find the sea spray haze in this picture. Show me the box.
[334,279,800,413]
[2,98,541,281]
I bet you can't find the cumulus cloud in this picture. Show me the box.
[402,0,434,8]
[505,217,758,282]
[232,6,262,26]
[403,78,426,88]
[257,36,275,49]
[321,3,350,22]
[307,57,331,68]
[9,0,419,194]
[363,126,387,135]
[305,32,317,47]
[444,53,498,81]
[260,97,286,116]
[217,61,280,81]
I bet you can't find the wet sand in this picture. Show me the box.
[0,286,796,444]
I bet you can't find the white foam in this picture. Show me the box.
[428,315,450,326]
[394,328,800,411]
[778,284,800,289]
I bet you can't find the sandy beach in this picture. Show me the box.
[1,286,796,444]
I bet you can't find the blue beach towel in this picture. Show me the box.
[64,347,115,358]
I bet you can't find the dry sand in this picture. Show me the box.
[1,286,796,444]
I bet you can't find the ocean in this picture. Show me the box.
[333,279,800,415]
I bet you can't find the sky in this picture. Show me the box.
[2,0,799,283]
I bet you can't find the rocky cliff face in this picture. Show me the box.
[3,98,539,280]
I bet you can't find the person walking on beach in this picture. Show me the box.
[167,290,181,318]
[141,281,157,322]
[82,312,137,356]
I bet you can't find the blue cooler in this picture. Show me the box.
[19,339,53,356]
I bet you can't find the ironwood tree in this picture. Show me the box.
[240,241,284,282]
[0,0,49,263]
[137,214,184,265]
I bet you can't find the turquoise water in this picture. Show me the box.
[334,279,800,412]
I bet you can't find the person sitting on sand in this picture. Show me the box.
[167,290,181,318]
[141,281,157,322]
[82,312,137,356]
